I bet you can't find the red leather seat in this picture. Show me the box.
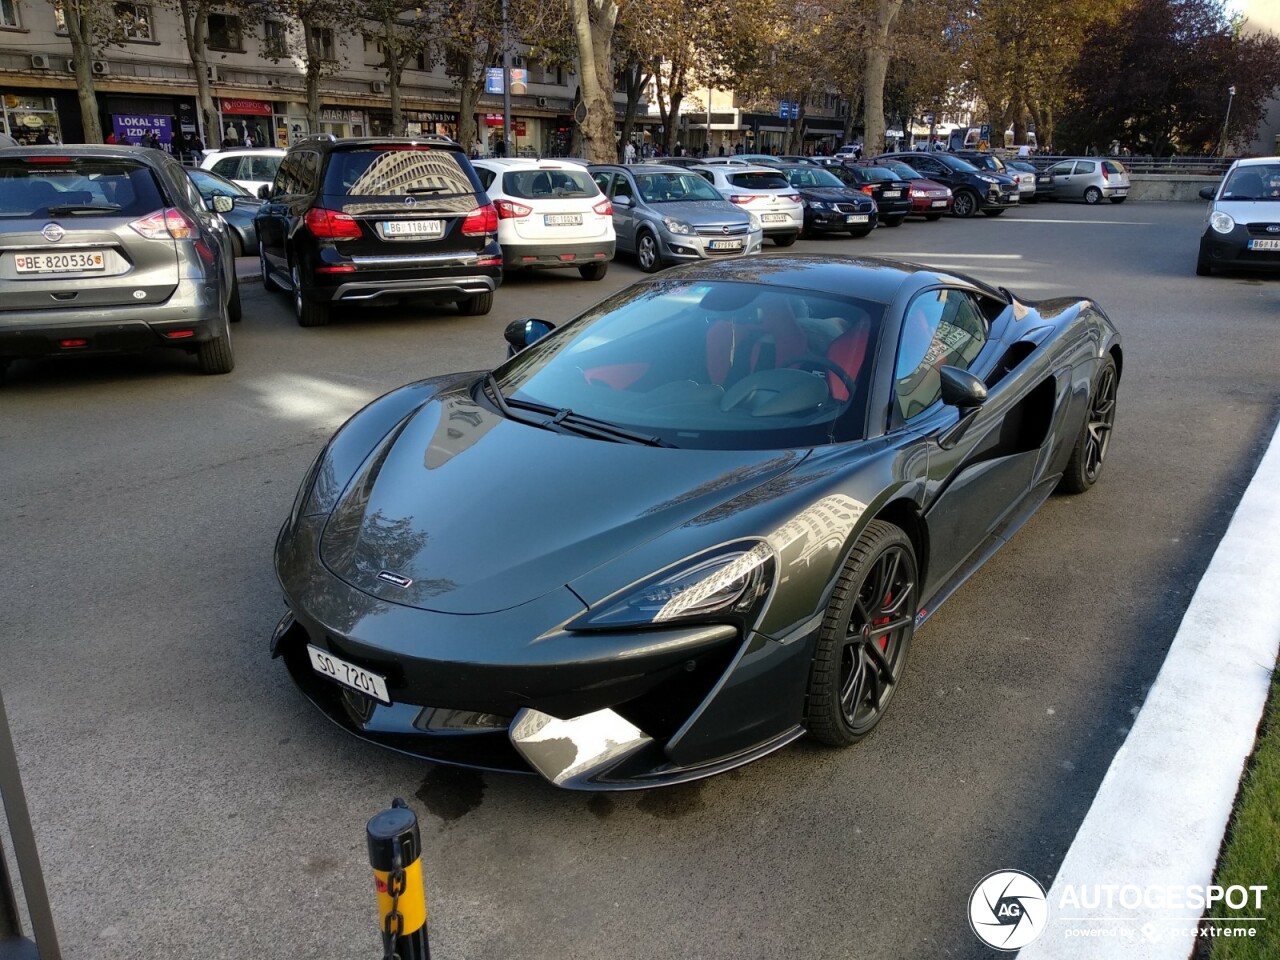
[706,299,808,386]
[826,319,871,401]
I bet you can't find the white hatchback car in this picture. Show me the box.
[199,148,286,196]
[693,165,804,245]
[473,158,616,279]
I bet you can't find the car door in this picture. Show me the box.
[1048,160,1078,198]
[256,152,299,270]
[909,155,954,192]
[893,288,1040,597]
[608,172,639,252]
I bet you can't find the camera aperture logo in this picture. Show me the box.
[969,869,1049,951]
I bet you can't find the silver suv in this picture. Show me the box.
[0,145,239,381]
[589,164,763,273]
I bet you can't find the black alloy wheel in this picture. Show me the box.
[951,190,978,218]
[1058,356,1118,494]
[806,520,917,746]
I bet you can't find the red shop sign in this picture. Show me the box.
[484,113,504,126]
[221,98,272,116]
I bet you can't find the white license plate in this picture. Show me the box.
[15,250,106,273]
[931,200,948,207]
[382,219,443,238]
[307,644,391,704]
[1249,238,1280,251]
[845,214,869,223]
[761,214,787,223]
[882,191,901,198]
[708,239,743,250]
[1113,189,1128,195]
[544,213,582,226]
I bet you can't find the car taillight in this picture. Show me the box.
[860,186,875,195]
[129,208,196,240]
[782,193,801,203]
[461,203,498,235]
[1100,165,1109,180]
[494,199,533,219]
[593,198,613,216]
[304,208,362,239]
[729,195,755,204]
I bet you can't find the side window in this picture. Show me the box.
[611,175,634,201]
[211,156,241,179]
[272,154,298,198]
[1048,161,1072,175]
[893,289,989,421]
[591,172,613,194]
[246,156,279,182]
[297,151,321,195]
[474,166,495,190]
[1074,161,1096,175]
[696,170,714,184]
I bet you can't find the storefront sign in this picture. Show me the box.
[484,113,504,127]
[112,114,172,146]
[221,98,271,116]
[406,111,458,123]
[509,68,528,95]
[319,108,364,124]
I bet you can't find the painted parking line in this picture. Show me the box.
[1018,417,1280,959]
[873,253,1025,259]
[998,218,1155,226]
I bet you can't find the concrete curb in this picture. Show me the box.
[1018,418,1280,958]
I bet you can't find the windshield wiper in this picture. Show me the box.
[506,395,672,446]
[46,204,120,215]
[405,186,447,194]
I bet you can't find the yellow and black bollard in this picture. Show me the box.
[368,798,430,960]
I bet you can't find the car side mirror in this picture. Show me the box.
[257,184,271,200]
[1198,185,1217,201]
[212,195,234,214]
[504,318,557,355]
[612,195,632,207]
[939,365,988,410]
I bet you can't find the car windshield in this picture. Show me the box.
[493,279,886,450]
[786,167,845,188]
[1007,161,1035,173]
[937,155,980,173]
[0,156,164,218]
[966,155,1003,172]
[634,172,723,202]
[324,146,478,197]
[728,171,790,190]
[1221,164,1280,200]
[503,168,598,199]
[881,162,922,179]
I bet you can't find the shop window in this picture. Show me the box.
[115,2,153,42]
[208,13,243,52]
[262,20,286,58]
[313,26,335,61]
[0,0,19,29]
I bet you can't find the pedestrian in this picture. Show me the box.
[717,143,725,157]
[1017,142,1032,158]
[470,137,483,158]
[35,127,51,145]
[623,140,636,164]
[105,130,117,145]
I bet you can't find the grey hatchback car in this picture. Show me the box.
[0,145,239,382]
[589,164,763,272]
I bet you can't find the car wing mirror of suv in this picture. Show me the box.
[257,184,271,200]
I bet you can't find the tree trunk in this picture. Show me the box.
[455,43,491,154]
[178,0,217,150]
[662,61,686,155]
[862,0,902,157]
[841,81,861,144]
[569,0,619,163]
[65,1,103,143]
[789,94,809,154]
[303,24,322,131]
[386,13,404,136]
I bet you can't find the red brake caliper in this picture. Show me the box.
[874,592,892,651]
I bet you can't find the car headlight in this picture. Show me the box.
[572,543,776,629]
[806,199,829,210]
[1210,211,1235,234]
[662,216,695,236]
[747,213,762,230]
[977,174,999,184]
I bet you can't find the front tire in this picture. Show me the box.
[636,230,662,273]
[951,190,978,218]
[805,520,917,747]
[773,232,799,247]
[578,262,608,281]
[1196,244,1213,276]
[1058,356,1118,494]
[1084,186,1103,205]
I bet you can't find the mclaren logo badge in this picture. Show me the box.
[376,571,413,588]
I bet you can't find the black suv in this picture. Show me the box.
[875,151,1019,218]
[255,136,501,326]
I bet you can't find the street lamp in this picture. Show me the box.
[1221,84,1236,158]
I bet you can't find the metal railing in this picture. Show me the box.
[1023,154,1234,176]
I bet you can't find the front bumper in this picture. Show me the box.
[0,277,223,357]
[979,188,1020,209]
[805,207,877,232]
[1200,226,1280,272]
[272,520,811,789]
[909,196,952,215]
[660,229,765,261]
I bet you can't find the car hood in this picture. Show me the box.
[649,199,752,227]
[799,186,869,203]
[318,385,807,614]
[1212,200,1280,223]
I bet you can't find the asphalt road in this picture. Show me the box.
[3,201,1279,960]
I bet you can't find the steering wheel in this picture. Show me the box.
[789,354,860,402]
[720,368,831,416]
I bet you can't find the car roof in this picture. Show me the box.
[594,163,697,175]
[473,158,586,170]
[1233,156,1280,168]
[696,164,783,176]
[204,148,286,158]
[0,144,170,163]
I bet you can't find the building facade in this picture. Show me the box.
[0,2,605,156]
[1242,0,1280,156]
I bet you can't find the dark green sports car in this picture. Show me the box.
[271,255,1123,790]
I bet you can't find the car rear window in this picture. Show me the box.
[0,157,165,218]
[729,172,789,190]
[323,146,479,197]
[502,169,598,200]
[1103,160,1126,175]
[855,166,896,182]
